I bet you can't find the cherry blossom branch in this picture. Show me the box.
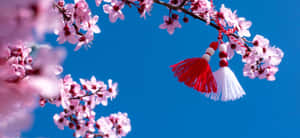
[40,75,131,138]
[153,0,219,29]
[152,0,251,49]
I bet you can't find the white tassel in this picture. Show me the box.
[205,67,246,101]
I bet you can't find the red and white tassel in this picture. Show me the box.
[170,42,218,93]
[205,43,246,101]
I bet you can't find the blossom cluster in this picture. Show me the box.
[54,0,101,51]
[242,35,283,81]
[224,35,283,81]
[100,0,153,22]
[0,41,64,137]
[40,75,131,138]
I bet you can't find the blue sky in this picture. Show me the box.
[24,0,300,138]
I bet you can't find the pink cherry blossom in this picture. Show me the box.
[237,17,252,37]
[74,31,95,51]
[159,16,182,35]
[219,4,238,28]
[111,112,131,137]
[190,0,212,23]
[264,46,284,66]
[53,113,68,130]
[96,117,114,135]
[108,79,118,99]
[83,15,101,34]
[252,34,270,48]
[103,1,125,23]
[57,24,78,44]
[139,0,153,18]
[81,76,104,93]
[226,36,247,59]
[96,112,131,138]
[74,0,91,24]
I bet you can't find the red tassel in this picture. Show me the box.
[170,42,218,93]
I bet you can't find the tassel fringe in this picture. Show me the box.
[171,58,217,93]
[205,67,245,101]
[170,42,219,93]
